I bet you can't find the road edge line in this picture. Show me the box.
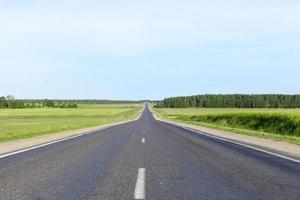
[0,117,140,159]
[150,109,300,164]
[183,127,300,163]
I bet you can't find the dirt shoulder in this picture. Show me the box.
[152,110,300,160]
[0,114,141,156]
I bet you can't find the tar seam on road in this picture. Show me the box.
[142,138,145,144]
[182,126,300,164]
[134,168,146,199]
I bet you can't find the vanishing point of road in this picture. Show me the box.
[0,106,300,200]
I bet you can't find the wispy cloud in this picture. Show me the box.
[0,0,299,99]
[1,0,300,54]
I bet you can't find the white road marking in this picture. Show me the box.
[0,133,89,159]
[134,168,146,199]
[142,138,145,144]
[183,127,300,164]
[0,126,115,159]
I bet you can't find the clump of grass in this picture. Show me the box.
[153,107,300,144]
[176,113,300,137]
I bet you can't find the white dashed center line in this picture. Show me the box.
[142,138,145,144]
[134,168,146,199]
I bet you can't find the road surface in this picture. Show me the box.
[0,106,300,200]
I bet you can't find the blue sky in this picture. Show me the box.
[0,0,300,100]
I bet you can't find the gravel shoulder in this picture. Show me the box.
[151,110,300,160]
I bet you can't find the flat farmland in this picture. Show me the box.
[0,104,142,142]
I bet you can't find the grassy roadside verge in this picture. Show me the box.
[153,107,300,145]
[0,104,142,142]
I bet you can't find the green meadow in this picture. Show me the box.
[0,104,142,142]
[154,108,300,144]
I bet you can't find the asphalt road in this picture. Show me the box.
[0,106,300,200]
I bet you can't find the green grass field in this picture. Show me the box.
[154,108,300,144]
[0,104,142,142]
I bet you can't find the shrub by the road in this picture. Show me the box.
[174,113,300,136]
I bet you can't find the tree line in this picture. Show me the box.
[0,96,78,109]
[57,99,147,104]
[0,96,146,109]
[155,94,300,108]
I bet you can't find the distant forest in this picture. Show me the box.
[0,96,144,109]
[0,96,78,109]
[155,94,300,108]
